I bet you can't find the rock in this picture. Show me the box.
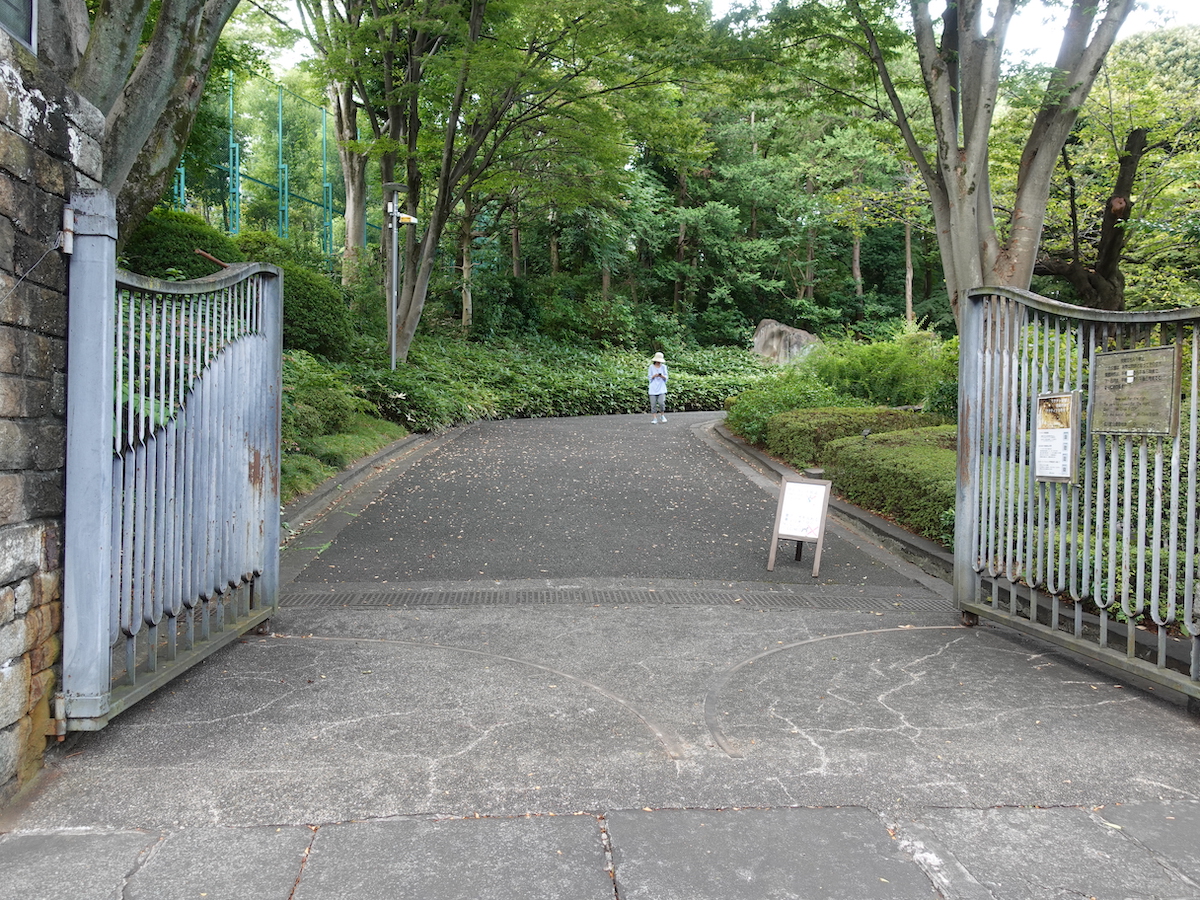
[752,319,821,364]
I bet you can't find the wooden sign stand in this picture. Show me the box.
[767,476,832,576]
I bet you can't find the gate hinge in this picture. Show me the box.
[45,693,67,741]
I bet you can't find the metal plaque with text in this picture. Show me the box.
[1089,345,1182,436]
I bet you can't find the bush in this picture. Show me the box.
[230,231,357,362]
[122,209,246,279]
[343,336,770,432]
[281,350,374,453]
[724,366,852,446]
[766,407,951,468]
[277,262,356,361]
[808,328,953,407]
[823,425,958,544]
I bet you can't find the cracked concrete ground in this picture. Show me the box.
[2,412,1199,900]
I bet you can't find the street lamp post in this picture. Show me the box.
[384,182,418,370]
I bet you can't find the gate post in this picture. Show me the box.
[61,190,117,720]
[954,291,985,618]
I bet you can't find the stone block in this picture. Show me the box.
[22,378,51,416]
[30,144,68,196]
[19,700,47,782]
[0,126,32,182]
[0,421,29,467]
[32,423,65,470]
[41,522,61,570]
[68,124,103,183]
[14,229,66,293]
[26,633,59,675]
[0,216,12,272]
[0,721,18,787]
[0,325,18,374]
[0,522,41,584]
[49,370,65,417]
[0,374,21,416]
[0,617,27,667]
[27,665,54,706]
[0,652,31,725]
[30,570,60,607]
[13,576,32,615]
[0,586,13,624]
[26,470,64,518]
[23,601,60,648]
[0,473,21,525]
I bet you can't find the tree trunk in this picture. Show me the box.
[1034,127,1147,311]
[461,196,476,328]
[851,0,1136,324]
[851,231,863,298]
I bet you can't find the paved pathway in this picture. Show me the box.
[3,412,1199,899]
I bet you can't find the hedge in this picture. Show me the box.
[765,407,951,469]
[822,425,958,543]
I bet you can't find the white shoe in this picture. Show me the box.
[660,415,667,422]
[651,417,660,424]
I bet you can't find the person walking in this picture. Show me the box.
[648,351,668,423]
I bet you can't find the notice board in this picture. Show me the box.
[767,476,832,575]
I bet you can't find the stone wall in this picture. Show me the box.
[0,31,104,805]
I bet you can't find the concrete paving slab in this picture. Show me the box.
[292,816,613,900]
[1090,800,1200,887]
[606,807,937,899]
[907,806,1200,900]
[125,825,315,900]
[0,830,161,900]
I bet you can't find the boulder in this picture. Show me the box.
[753,319,821,364]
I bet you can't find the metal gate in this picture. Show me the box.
[58,191,282,732]
[954,286,1199,707]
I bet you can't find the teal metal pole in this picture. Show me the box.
[227,70,240,234]
[277,85,289,239]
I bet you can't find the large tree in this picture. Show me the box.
[811,0,1138,322]
[300,0,704,361]
[40,0,244,238]
[1032,26,1200,310]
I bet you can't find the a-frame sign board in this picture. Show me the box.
[766,476,832,576]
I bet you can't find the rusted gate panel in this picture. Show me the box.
[60,191,282,732]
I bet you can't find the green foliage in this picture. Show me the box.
[824,426,958,544]
[723,366,852,446]
[342,336,769,432]
[122,209,247,278]
[807,327,953,406]
[233,231,357,361]
[281,350,374,454]
[765,406,950,468]
[305,413,407,469]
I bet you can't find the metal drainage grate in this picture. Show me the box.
[279,587,953,612]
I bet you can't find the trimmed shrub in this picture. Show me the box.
[724,367,852,446]
[122,209,247,279]
[278,261,355,361]
[766,407,951,468]
[823,425,958,544]
[229,231,356,362]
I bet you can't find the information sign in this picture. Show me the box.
[1035,391,1080,483]
[767,476,832,575]
[1090,346,1182,436]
